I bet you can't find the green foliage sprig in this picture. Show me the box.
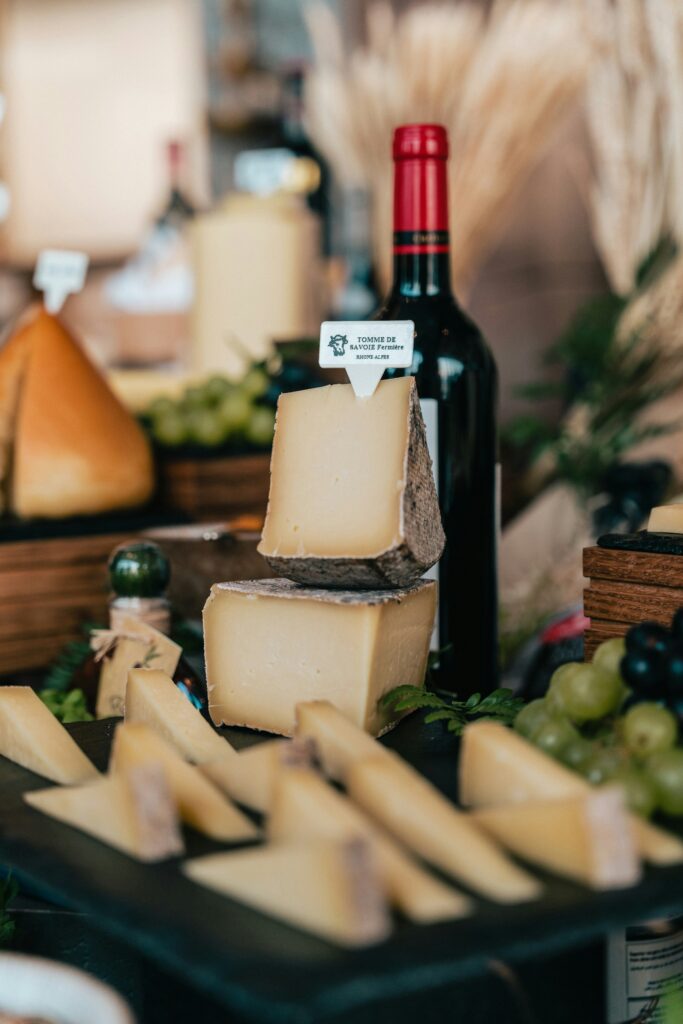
[38,688,93,725]
[381,685,524,735]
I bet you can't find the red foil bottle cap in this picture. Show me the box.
[393,124,449,161]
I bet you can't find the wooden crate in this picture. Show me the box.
[159,453,271,521]
[583,545,683,658]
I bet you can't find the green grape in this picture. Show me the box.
[183,385,206,410]
[581,746,626,786]
[202,376,234,405]
[514,699,553,740]
[546,663,582,714]
[152,412,189,447]
[592,637,627,680]
[559,736,595,771]
[532,717,579,759]
[558,663,622,723]
[621,703,678,759]
[245,406,276,447]
[241,366,269,399]
[147,396,176,419]
[186,409,227,447]
[218,391,252,432]
[612,768,657,818]
[646,749,683,815]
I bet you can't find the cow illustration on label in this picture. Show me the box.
[328,334,348,357]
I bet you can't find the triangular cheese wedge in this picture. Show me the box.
[184,839,391,947]
[125,669,236,764]
[473,788,641,890]
[0,686,97,784]
[200,737,314,813]
[258,376,444,588]
[460,720,683,866]
[110,722,257,842]
[7,309,153,518]
[296,702,540,903]
[25,763,184,862]
[268,763,470,923]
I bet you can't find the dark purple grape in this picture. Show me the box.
[621,651,666,697]
[626,621,671,656]
[672,608,683,641]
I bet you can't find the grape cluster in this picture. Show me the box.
[146,367,276,450]
[621,610,683,714]
[513,613,683,820]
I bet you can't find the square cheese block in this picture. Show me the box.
[258,376,445,588]
[204,578,436,737]
[648,504,683,534]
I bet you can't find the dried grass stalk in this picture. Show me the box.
[304,1,592,298]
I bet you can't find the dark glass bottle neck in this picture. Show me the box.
[392,248,452,299]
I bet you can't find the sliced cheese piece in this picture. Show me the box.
[268,763,470,923]
[460,721,683,866]
[0,686,97,784]
[25,763,183,862]
[258,376,445,588]
[296,700,390,781]
[347,755,541,904]
[109,722,257,842]
[473,788,641,890]
[200,738,314,814]
[648,504,683,533]
[204,580,436,736]
[125,668,237,764]
[183,839,391,947]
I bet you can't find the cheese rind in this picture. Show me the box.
[204,579,436,737]
[109,722,257,842]
[25,764,184,861]
[183,839,391,947]
[648,504,683,534]
[0,686,97,784]
[460,720,683,866]
[258,376,445,588]
[473,788,641,890]
[268,764,471,923]
[200,738,314,813]
[125,668,236,765]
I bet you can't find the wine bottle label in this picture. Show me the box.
[393,230,450,254]
[607,921,683,1023]
[420,397,440,651]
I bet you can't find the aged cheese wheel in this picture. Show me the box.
[258,376,445,588]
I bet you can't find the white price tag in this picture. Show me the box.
[319,320,414,398]
[33,249,89,314]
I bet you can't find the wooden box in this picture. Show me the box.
[159,453,271,521]
[583,540,683,658]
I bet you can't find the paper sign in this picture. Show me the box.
[33,249,89,314]
[319,320,414,397]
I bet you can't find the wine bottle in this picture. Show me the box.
[374,124,498,694]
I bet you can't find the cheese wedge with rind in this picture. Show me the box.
[200,738,314,814]
[109,722,257,842]
[460,720,683,866]
[268,763,471,923]
[0,686,97,784]
[25,763,183,862]
[204,580,436,736]
[347,755,541,904]
[473,788,641,890]
[296,701,540,903]
[258,376,445,588]
[125,668,237,764]
[183,839,391,947]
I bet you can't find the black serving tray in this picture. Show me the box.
[2,716,683,1023]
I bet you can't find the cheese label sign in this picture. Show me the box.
[33,249,89,314]
[319,320,414,398]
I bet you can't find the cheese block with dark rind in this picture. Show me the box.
[259,377,445,589]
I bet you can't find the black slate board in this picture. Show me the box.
[598,530,683,556]
[2,717,683,1023]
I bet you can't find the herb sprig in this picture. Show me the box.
[381,685,524,736]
